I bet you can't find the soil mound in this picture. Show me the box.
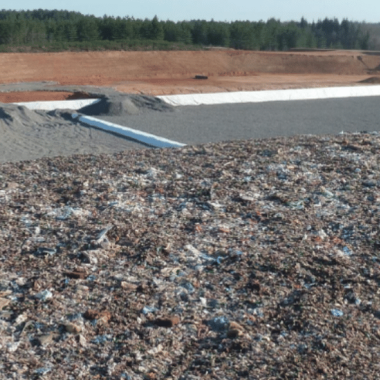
[78,94,173,117]
[359,76,380,84]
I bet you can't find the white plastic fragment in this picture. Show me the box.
[321,187,334,198]
[200,253,217,262]
[47,206,89,220]
[180,282,195,293]
[35,290,53,302]
[317,229,328,240]
[78,334,87,347]
[147,343,163,355]
[7,341,20,353]
[200,297,207,307]
[34,367,52,375]
[331,309,344,317]
[288,200,304,210]
[14,313,27,325]
[342,246,353,256]
[142,306,157,315]
[100,237,111,249]
[208,316,230,331]
[14,276,26,287]
[185,245,202,257]
[92,334,113,344]
[37,247,57,255]
[95,224,113,244]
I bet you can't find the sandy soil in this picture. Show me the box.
[0,49,380,100]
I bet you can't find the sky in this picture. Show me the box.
[4,0,380,23]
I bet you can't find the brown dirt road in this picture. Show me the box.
[0,49,380,102]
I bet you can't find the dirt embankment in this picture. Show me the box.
[0,49,380,100]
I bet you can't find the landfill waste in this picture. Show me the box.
[0,132,379,379]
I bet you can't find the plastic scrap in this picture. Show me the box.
[37,247,57,256]
[95,224,113,244]
[35,290,53,302]
[91,335,113,344]
[47,206,89,220]
[331,309,344,317]
[208,316,230,332]
[142,306,157,315]
[34,367,52,375]
[342,246,353,256]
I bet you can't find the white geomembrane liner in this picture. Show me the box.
[15,98,100,111]
[158,85,380,106]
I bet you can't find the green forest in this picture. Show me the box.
[0,9,375,52]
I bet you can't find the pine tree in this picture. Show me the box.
[149,16,164,40]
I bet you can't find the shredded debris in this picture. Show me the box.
[1,132,380,379]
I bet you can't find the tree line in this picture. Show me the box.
[0,10,372,52]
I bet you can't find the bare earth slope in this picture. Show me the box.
[1,49,380,98]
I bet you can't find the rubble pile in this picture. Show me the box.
[0,132,380,379]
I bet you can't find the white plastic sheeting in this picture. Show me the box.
[158,85,380,107]
[72,114,186,149]
[14,85,380,112]
[15,98,100,111]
